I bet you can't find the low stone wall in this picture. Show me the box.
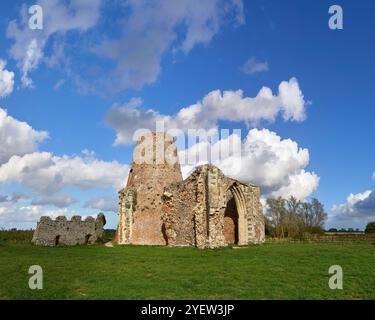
[32,213,106,246]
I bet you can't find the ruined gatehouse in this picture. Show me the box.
[32,213,106,246]
[117,132,265,248]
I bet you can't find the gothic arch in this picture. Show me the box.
[228,183,248,245]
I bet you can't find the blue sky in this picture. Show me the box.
[0,0,374,230]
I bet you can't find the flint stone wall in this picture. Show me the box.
[162,165,265,249]
[32,213,106,246]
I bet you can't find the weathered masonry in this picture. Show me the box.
[116,132,265,248]
[162,165,265,248]
[117,132,182,245]
[32,214,106,246]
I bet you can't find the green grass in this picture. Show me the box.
[0,242,374,300]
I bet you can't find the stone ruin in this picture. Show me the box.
[162,165,265,248]
[32,213,106,246]
[116,132,265,248]
[117,132,182,246]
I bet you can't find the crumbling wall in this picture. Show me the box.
[32,213,106,246]
[162,165,227,248]
[162,164,265,248]
[244,185,265,244]
[162,180,197,247]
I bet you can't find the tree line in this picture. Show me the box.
[365,222,375,234]
[265,196,327,238]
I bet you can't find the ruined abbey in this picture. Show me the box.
[116,132,265,248]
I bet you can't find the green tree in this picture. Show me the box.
[365,221,375,234]
[309,198,327,234]
[265,196,328,238]
[285,196,304,238]
[265,197,287,238]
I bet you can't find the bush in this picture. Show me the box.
[103,229,116,241]
[365,222,375,234]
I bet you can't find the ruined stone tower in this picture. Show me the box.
[117,132,182,245]
[116,131,265,248]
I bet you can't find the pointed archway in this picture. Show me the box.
[227,184,248,245]
[224,196,239,244]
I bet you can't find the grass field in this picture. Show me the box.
[1,242,375,300]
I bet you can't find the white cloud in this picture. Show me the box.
[0,201,76,228]
[179,128,319,200]
[241,56,269,74]
[0,193,30,203]
[0,109,128,224]
[106,78,307,145]
[332,188,375,227]
[0,100,131,226]
[0,60,15,98]
[93,0,244,92]
[7,0,102,87]
[84,197,117,212]
[0,152,129,195]
[7,0,243,93]
[81,149,96,157]
[31,193,77,208]
[0,108,48,164]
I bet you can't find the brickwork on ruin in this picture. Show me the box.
[32,214,106,246]
[117,132,182,245]
[117,132,265,248]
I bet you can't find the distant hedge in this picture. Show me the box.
[0,230,34,243]
[365,222,375,234]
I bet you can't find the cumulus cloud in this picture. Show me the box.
[106,78,307,145]
[0,60,15,98]
[7,0,102,87]
[0,201,77,228]
[0,152,129,195]
[84,197,117,212]
[179,128,319,200]
[0,108,128,221]
[93,0,244,92]
[241,56,269,75]
[0,108,48,164]
[332,189,375,226]
[31,193,77,208]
